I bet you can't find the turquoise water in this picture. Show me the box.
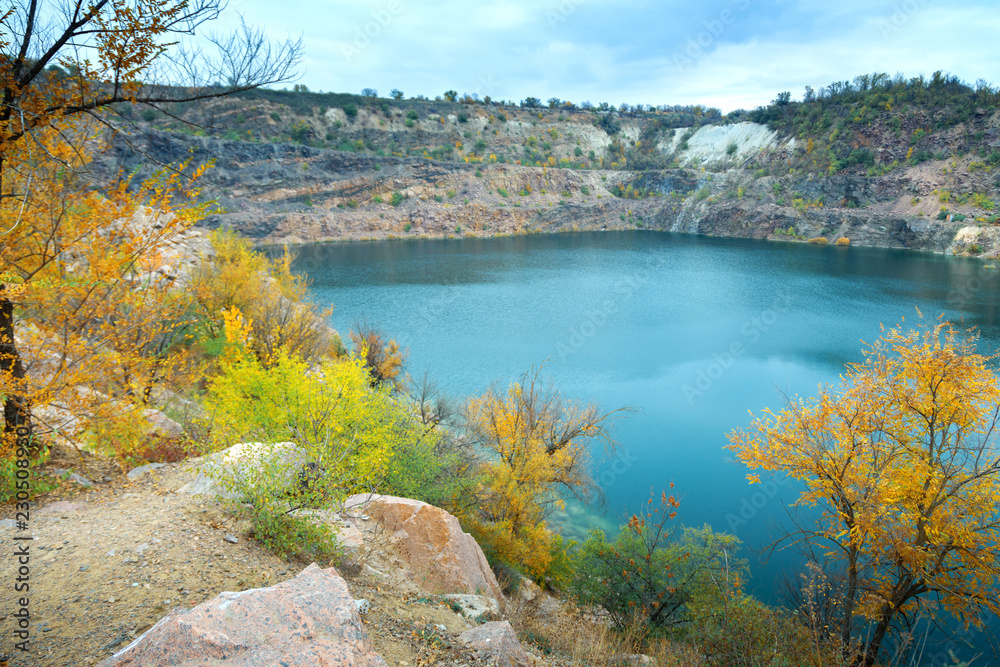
[288,231,1000,658]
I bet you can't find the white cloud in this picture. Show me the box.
[203,0,1000,110]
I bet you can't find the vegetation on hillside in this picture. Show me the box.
[742,71,1000,176]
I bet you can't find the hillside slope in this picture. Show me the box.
[100,78,1000,256]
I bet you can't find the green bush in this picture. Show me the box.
[406,109,419,120]
[270,111,281,122]
[570,491,743,632]
[457,111,469,123]
[343,103,358,118]
[1,444,58,502]
[390,191,404,207]
[695,187,711,201]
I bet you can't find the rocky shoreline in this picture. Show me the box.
[94,126,1000,259]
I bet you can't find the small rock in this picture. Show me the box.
[46,469,94,488]
[0,519,16,530]
[127,463,166,480]
[459,621,531,667]
[223,533,239,544]
[135,543,150,554]
[355,599,370,614]
[79,564,89,572]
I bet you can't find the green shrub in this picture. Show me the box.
[457,111,469,123]
[726,141,738,156]
[1,445,58,502]
[343,103,358,118]
[497,187,509,198]
[390,191,404,207]
[695,187,710,201]
[570,490,743,632]
[270,111,281,122]
[405,118,414,128]
[580,185,590,196]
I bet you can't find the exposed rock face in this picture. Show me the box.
[459,620,532,667]
[92,124,996,256]
[98,563,387,667]
[344,493,503,600]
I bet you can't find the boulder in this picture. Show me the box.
[98,563,387,667]
[442,594,499,620]
[344,494,503,600]
[142,408,184,438]
[459,620,532,667]
[289,509,366,558]
[176,441,307,498]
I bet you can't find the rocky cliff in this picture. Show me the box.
[97,91,1000,257]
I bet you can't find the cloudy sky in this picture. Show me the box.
[216,0,1000,112]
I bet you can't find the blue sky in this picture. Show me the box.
[217,0,1000,112]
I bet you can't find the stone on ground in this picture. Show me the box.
[97,563,387,667]
[344,493,503,600]
[459,620,532,667]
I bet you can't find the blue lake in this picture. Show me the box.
[287,231,1000,658]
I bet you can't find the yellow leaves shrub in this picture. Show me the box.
[189,230,338,367]
[460,367,624,579]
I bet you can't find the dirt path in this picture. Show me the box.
[0,447,538,667]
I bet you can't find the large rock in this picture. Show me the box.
[142,408,184,438]
[344,494,503,600]
[176,441,307,498]
[98,563,387,667]
[459,621,532,667]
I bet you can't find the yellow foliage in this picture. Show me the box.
[461,367,624,577]
[1,122,211,457]
[189,230,337,367]
[728,317,1000,657]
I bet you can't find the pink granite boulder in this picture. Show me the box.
[98,563,386,667]
[344,493,502,600]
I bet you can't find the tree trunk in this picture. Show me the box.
[0,290,33,448]
[862,606,895,667]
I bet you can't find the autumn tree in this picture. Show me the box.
[461,366,628,576]
[728,319,1000,665]
[1,0,302,446]
[349,323,406,389]
[187,230,338,367]
[0,121,220,468]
